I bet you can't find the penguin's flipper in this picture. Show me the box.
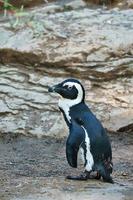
[66,121,85,168]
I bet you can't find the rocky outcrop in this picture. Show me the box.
[127,0,133,8]
[0,64,67,137]
[0,1,133,138]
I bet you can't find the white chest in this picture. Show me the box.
[58,99,71,123]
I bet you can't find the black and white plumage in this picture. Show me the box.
[48,78,113,183]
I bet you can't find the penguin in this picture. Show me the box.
[48,78,113,183]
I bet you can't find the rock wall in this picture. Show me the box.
[0,1,133,138]
[0,65,65,137]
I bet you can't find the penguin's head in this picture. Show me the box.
[48,78,85,106]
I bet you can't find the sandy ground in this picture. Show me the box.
[0,132,133,200]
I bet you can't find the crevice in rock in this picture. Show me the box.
[117,123,133,133]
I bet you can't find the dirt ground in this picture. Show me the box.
[0,132,133,200]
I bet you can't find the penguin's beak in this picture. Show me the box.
[48,84,62,93]
[48,86,55,93]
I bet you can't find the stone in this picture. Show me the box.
[0,1,133,138]
[127,0,133,8]
[66,0,86,9]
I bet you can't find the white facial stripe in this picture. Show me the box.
[63,82,73,88]
[58,82,83,123]
[63,82,77,87]
[81,126,94,172]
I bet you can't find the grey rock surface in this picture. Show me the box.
[0,1,133,138]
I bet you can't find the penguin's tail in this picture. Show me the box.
[101,171,114,184]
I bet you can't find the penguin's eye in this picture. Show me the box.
[67,85,73,90]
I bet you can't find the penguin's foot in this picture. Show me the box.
[66,171,91,181]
